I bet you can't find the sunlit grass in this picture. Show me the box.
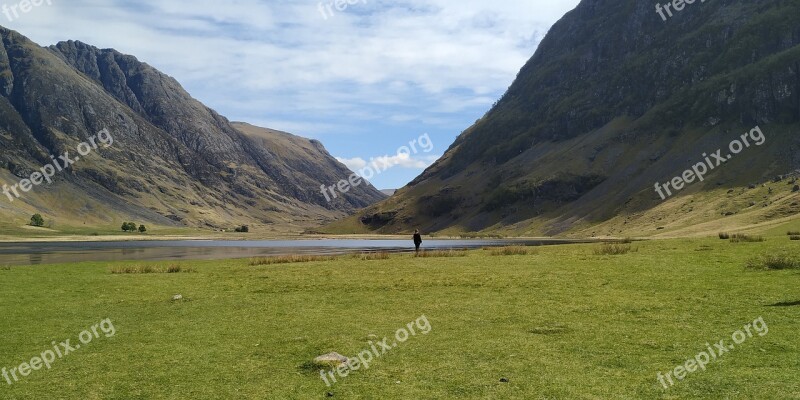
[1,238,798,399]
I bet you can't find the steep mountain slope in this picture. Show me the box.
[0,28,384,233]
[332,0,800,237]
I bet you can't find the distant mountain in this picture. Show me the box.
[381,189,397,196]
[330,0,800,237]
[0,27,384,233]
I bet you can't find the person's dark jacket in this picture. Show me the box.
[413,233,422,246]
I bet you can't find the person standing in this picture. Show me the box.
[413,229,422,253]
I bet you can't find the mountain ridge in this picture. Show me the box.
[0,28,384,234]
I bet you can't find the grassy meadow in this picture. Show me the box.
[0,237,799,399]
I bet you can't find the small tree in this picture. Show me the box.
[30,214,45,227]
[138,225,147,233]
[121,222,129,232]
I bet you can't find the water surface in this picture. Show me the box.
[0,238,591,266]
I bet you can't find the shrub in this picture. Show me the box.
[594,243,634,255]
[414,250,467,258]
[122,222,138,232]
[718,232,730,239]
[249,255,337,265]
[138,225,147,233]
[235,225,250,233]
[787,231,800,236]
[729,234,765,243]
[30,214,45,227]
[490,246,534,256]
[790,236,800,241]
[746,254,800,270]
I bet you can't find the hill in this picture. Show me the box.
[329,0,800,237]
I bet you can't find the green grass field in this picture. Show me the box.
[1,238,798,399]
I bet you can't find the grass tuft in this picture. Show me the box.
[111,264,194,274]
[746,254,800,270]
[250,255,338,266]
[729,234,765,243]
[787,231,800,236]
[529,325,571,335]
[489,246,535,256]
[353,252,390,260]
[593,243,634,255]
[719,232,730,239]
[790,236,800,241]
[414,250,467,258]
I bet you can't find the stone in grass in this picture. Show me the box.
[313,352,349,367]
[500,377,509,383]
[172,294,183,301]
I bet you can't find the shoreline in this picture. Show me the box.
[0,233,619,244]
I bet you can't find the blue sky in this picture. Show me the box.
[3,0,580,190]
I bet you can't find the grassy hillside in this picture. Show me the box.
[326,176,800,238]
[1,237,799,398]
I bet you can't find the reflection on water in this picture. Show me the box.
[0,239,592,267]
[29,253,42,264]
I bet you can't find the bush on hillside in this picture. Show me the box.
[30,214,45,227]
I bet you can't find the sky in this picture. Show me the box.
[2,0,580,190]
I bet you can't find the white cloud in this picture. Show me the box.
[4,0,580,133]
[337,154,440,175]
[336,157,368,171]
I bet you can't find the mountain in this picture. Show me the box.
[330,0,800,237]
[0,27,384,234]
